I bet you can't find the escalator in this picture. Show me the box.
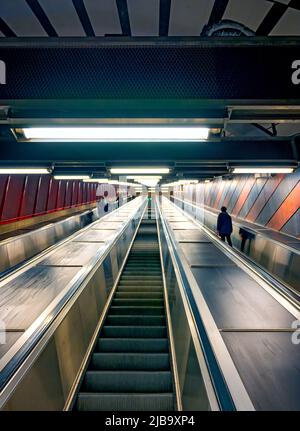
[75,205,176,411]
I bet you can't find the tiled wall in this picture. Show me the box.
[175,168,300,238]
[0,174,98,224]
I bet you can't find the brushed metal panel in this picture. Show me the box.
[166,217,187,222]
[0,246,9,273]
[180,243,233,267]
[4,337,64,411]
[93,221,123,230]
[191,266,294,329]
[73,230,113,243]
[103,255,114,292]
[173,229,211,243]
[87,266,108,316]
[0,266,80,330]
[78,281,99,347]
[0,331,24,359]
[54,301,87,400]
[38,242,104,266]
[169,222,196,230]
[110,247,119,282]
[222,332,300,411]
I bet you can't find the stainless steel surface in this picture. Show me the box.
[73,230,112,243]
[221,332,300,411]
[161,196,300,411]
[0,209,97,275]
[93,221,123,230]
[0,266,81,330]
[0,197,146,410]
[191,266,295,329]
[38,242,105,267]
[173,230,211,243]
[180,243,234,267]
[172,196,300,293]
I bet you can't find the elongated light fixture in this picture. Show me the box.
[233,167,295,174]
[110,168,170,175]
[83,178,109,183]
[54,175,89,180]
[20,127,210,142]
[0,168,50,174]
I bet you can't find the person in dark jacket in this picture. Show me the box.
[217,206,233,246]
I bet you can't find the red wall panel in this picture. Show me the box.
[19,175,40,217]
[56,181,66,209]
[1,176,25,221]
[0,174,97,225]
[47,179,59,211]
[35,175,51,214]
[64,181,72,208]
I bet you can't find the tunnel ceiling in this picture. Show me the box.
[0,1,300,180]
[0,1,300,38]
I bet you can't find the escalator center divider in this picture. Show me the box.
[75,204,175,411]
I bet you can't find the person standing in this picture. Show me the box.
[217,206,233,246]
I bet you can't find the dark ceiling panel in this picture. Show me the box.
[207,0,230,26]
[0,16,16,37]
[0,138,294,165]
[256,2,288,35]
[116,0,131,36]
[72,0,95,37]
[25,0,58,37]
[159,0,171,36]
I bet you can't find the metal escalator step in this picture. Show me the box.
[122,270,162,275]
[117,286,163,293]
[90,353,170,371]
[115,292,163,299]
[109,306,165,316]
[76,392,174,411]
[106,315,165,326]
[121,275,162,280]
[118,281,163,286]
[112,299,164,306]
[97,338,168,353]
[125,262,161,270]
[82,370,173,393]
[102,326,167,338]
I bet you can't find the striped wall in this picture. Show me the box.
[0,174,98,225]
[176,168,300,239]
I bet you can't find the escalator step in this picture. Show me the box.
[82,370,173,393]
[112,299,164,306]
[97,338,168,353]
[115,292,163,299]
[109,307,165,316]
[119,280,163,290]
[106,315,165,326]
[122,270,162,275]
[76,392,174,411]
[121,275,162,280]
[90,353,170,371]
[117,286,163,293]
[102,326,167,338]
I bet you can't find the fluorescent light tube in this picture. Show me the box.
[54,175,89,180]
[233,168,295,174]
[111,168,170,175]
[21,127,210,142]
[0,168,50,174]
[83,178,109,183]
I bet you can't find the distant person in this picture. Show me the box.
[103,190,109,213]
[217,206,233,246]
